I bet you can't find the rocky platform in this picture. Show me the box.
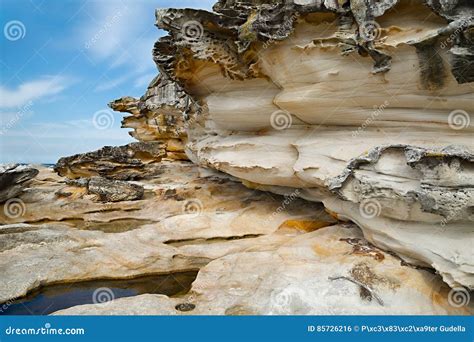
[1,160,471,315]
[109,0,474,290]
[0,164,39,203]
[1,0,473,316]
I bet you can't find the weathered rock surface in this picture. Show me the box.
[53,294,178,315]
[109,85,186,144]
[108,81,188,160]
[62,176,144,202]
[54,225,472,315]
[55,142,186,180]
[109,0,474,289]
[1,0,473,317]
[0,162,335,304]
[0,164,39,203]
[86,177,144,202]
[2,162,471,315]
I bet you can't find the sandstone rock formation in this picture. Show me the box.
[0,162,333,305]
[1,0,472,317]
[2,163,469,315]
[4,158,471,315]
[0,164,39,202]
[86,177,144,202]
[108,79,188,160]
[108,0,473,290]
[54,225,470,315]
[55,142,186,180]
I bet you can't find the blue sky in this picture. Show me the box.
[0,0,214,164]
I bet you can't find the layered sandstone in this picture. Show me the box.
[55,142,188,180]
[1,0,472,316]
[0,161,334,305]
[3,158,470,315]
[55,225,470,315]
[109,0,474,290]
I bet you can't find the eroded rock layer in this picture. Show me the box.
[0,165,38,203]
[110,0,474,289]
[54,225,471,315]
[0,162,334,306]
[1,162,470,315]
[55,142,186,180]
[108,77,188,157]
[2,0,472,317]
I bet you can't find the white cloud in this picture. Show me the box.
[109,36,158,72]
[0,76,70,108]
[80,1,156,71]
[0,116,134,164]
[0,111,22,124]
[134,72,156,89]
[93,68,157,93]
[94,74,131,92]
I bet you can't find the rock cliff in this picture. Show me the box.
[110,0,474,290]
